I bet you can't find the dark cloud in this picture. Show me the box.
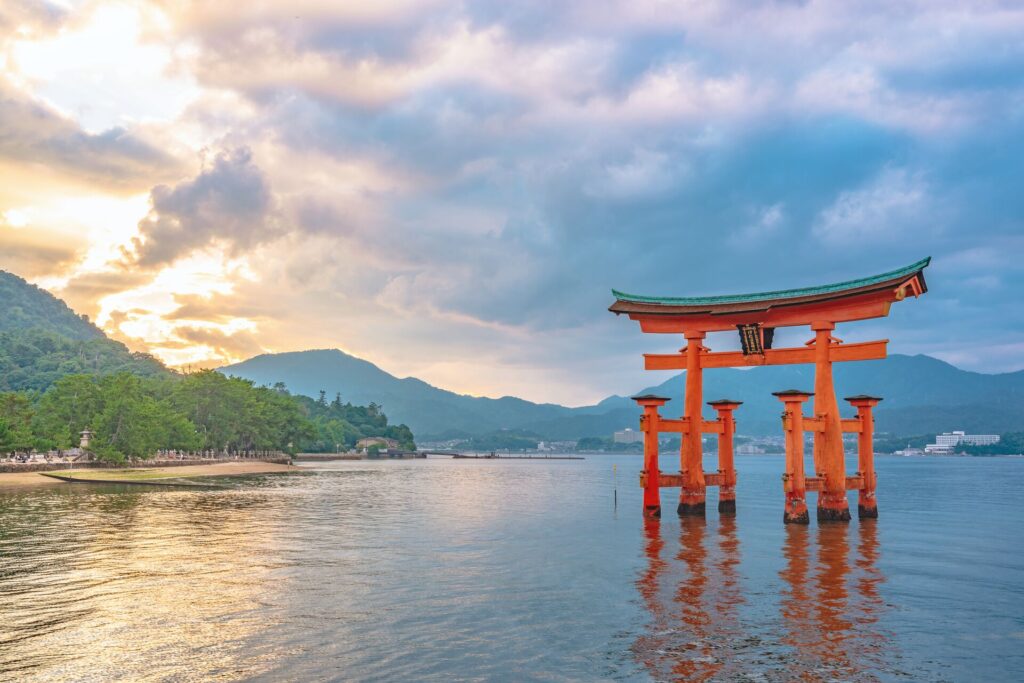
[58,270,154,319]
[167,293,280,322]
[174,325,265,359]
[0,80,182,189]
[130,148,280,266]
[0,230,79,278]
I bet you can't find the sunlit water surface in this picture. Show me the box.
[1,454,1022,682]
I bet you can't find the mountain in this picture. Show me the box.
[221,349,573,436]
[0,270,169,391]
[221,348,1024,439]
[0,270,105,340]
[596,354,1024,437]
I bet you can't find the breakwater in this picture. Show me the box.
[0,455,291,474]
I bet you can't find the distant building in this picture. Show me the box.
[357,437,400,452]
[736,444,766,455]
[924,431,999,454]
[613,428,644,444]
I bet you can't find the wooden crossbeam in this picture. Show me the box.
[640,471,727,488]
[782,417,864,433]
[805,475,866,491]
[644,339,888,370]
[647,419,724,435]
[702,420,725,435]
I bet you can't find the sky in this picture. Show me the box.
[1,0,1022,406]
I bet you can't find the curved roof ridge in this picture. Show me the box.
[612,257,930,306]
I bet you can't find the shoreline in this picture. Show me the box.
[0,460,300,490]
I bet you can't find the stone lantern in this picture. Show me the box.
[79,429,93,449]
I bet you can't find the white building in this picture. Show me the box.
[925,431,1000,454]
[613,428,644,444]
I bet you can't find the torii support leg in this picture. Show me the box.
[679,331,707,517]
[775,391,811,524]
[709,400,742,514]
[812,323,851,522]
[634,395,671,519]
[846,396,882,519]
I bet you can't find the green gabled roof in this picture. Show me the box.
[612,257,930,307]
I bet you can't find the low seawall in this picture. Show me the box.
[294,452,426,461]
[0,455,291,474]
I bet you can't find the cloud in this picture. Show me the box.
[5,0,1024,402]
[729,203,785,247]
[174,325,266,359]
[0,79,183,190]
[0,1,67,38]
[0,226,80,278]
[812,167,930,245]
[57,270,155,319]
[129,148,281,267]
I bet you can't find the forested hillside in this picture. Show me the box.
[0,271,104,339]
[0,329,168,391]
[0,271,416,458]
[0,271,169,391]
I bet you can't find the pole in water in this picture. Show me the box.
[610,462,618,509]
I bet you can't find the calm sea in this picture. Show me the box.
[1,454,1022,682]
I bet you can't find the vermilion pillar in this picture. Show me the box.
[811,322,851,522]
[774,390,812,524]
[633,394,671,518]
[845,395,882,519]
[679,331,707,516]
[708,399,742,514]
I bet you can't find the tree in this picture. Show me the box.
[32,374,103,449]
[576,436,609,451]
[0,391,34,453]
[92,375,170,461]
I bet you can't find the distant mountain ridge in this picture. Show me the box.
[221,349,574,436]
[221,348,1024,438]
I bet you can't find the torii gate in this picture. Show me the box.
[611,258,930,523]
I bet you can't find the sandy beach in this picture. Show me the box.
[0,461,300,489]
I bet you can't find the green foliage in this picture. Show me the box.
[465,430,539,451]
[25,374,199,461]
[288,391,416,451]
[576,436,609,451]
[0,271,105,340]
[1,371,418,460]
[0,329,168,392]
[170,371,315,452]
[93,374,196,461]
[962,432,1024,455]
[0,392,35,453]
[575,436,644,452]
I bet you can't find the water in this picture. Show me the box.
[1,454,1022,682]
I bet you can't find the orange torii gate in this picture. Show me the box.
[611,258,930,524]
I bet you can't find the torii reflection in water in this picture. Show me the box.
[633,518,887,681]
[633,516,743,681]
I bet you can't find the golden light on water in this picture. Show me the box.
[0,488,289,681]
